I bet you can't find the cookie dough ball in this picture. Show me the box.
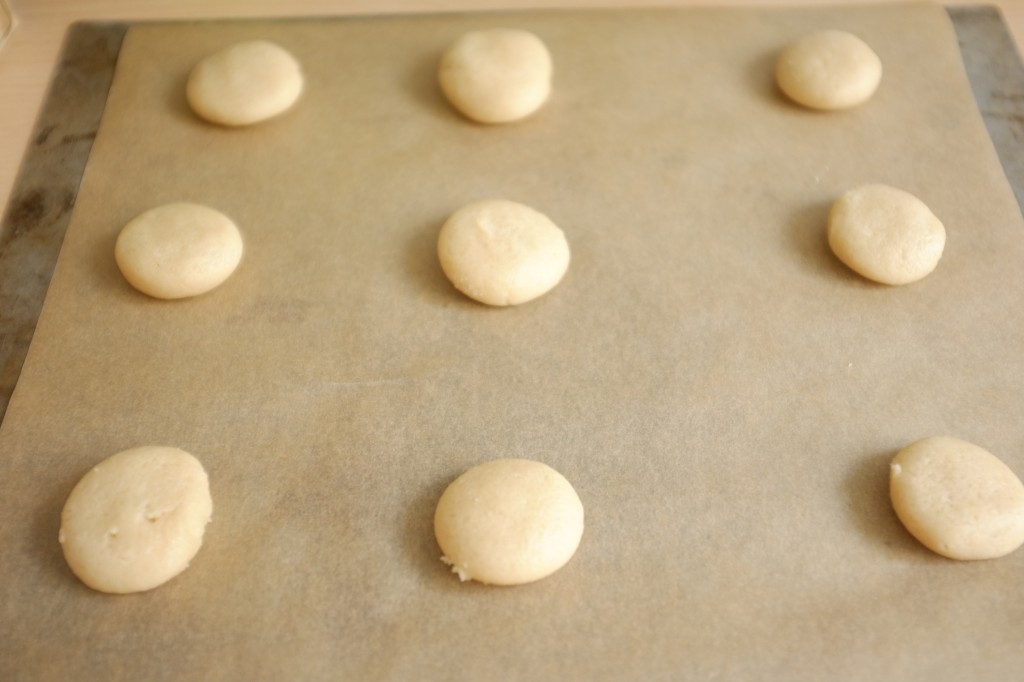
[115,202,244,299]
[890,436,1024,560]
[59,446,213,593]
[438,28,552,124]
[434,458,584,585]
[187,40,303,126]
[438,199,570,306]
[828,184,945,285]
[776,30,882,110]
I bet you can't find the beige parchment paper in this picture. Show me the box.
[2,4,1024,680]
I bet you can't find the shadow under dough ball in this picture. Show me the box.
[438,28,553,124]
[891,436,1024,560]
[827,184,945,285]
[437,199,570,306]
[434,458,584,585]
[776,29,882,110]
[59,446,213,594]
[187,39,304,126]
[115,202,244,299]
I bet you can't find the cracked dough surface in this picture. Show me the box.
[438,28,552,123]
[437,199,570,306]
[115,202,244,299]
[776,29,882,110]
[187,40,303,126]
[434,458,584,585]
[828,184,946,285]
[59,446,213,594]
[890,436,1024,560]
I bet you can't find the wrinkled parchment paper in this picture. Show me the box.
[3,5,1024,680]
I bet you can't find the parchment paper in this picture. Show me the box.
[3,4,1024,680]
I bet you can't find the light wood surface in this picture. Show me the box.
[1,0,1022,217]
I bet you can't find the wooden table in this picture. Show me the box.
[1,0,1023,218]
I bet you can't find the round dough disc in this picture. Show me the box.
[776,29,882,110]
[828,184,945,285]
[437,199,570,306]
[187,40,303,126]
[59,446,213,593]
[434,458,584,585]
[438,28,552,124]
[890,436,1024,560]
[115,202,244,299]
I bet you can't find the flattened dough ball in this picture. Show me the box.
[115,202,244,299]
[187,40,303,126]
[438,199,570,306]
[59,446,213,593]
[890,436,1024,560]
[828,184,945,285]
[776,30,882,110]
[434,458,584,585]
[439,28,552,123]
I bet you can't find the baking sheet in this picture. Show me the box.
[0,23,126,418]
[3,4,1024,680]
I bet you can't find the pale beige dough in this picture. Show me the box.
[437,199,570,306]
[828,184,946,285]
[187,40,303,126]
[434,458,584,585]
[115,202,244,299]
[438,28,552,124]
[776,29,882,110]
[890,436,1024,560]
[59,446,213,593]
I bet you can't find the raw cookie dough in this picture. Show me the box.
[187,40,303,126]
[434,458,584,585]
[828,184,945,285]
[437,199,570,306]
[115,202,244,299]
[438,28,552,123]
[890,436,1024,560]
[776,30,882,110]
[59,446,213,593]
